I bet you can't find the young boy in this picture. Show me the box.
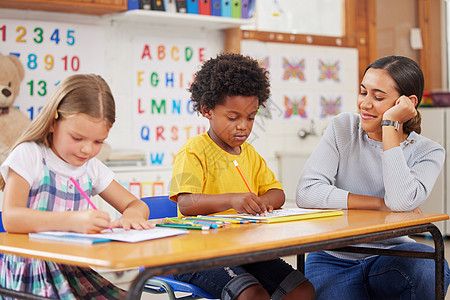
[170,53,315,300]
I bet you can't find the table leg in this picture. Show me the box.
[428,224,445,300]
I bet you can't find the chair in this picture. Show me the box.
[141,196,217,300]
[0,212,4,259]
[0,211,4,233]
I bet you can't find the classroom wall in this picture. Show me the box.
[0,8,359,208]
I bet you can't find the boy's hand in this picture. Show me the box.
[73,210,111,234]
[230,193,267,215]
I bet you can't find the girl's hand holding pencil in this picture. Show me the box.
[74,210,112,234]
[69,177,113,233]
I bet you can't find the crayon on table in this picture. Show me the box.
[157,223,209,231]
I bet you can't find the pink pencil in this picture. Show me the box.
[70,177,113,231]
[69,177,98,210]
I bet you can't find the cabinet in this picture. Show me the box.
[0,0,127,15]
[419,107,449,235]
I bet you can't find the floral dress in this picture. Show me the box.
[0,156,126,299]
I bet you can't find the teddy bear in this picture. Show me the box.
[0,53,31,164]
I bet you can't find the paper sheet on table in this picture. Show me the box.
[214,207,343,223]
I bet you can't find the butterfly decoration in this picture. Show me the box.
[257,105,272,119]
[284,95,307,118]
[318,60,340,82]
[320,96,342,118]
[257,56,270,71]
[282,58,305,81]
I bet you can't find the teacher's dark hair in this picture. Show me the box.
[365,55,423,134]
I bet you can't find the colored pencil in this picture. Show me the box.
[156,223,209,230]
[70,177,113,231]
[233,160,254,193]
[164,218,216,229]
[70,177,98,210]
[197,215,250,224]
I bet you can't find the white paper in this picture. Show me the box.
[215,207,339,220]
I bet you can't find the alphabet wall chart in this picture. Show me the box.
[132,36,209,167]
[0,19,104,120]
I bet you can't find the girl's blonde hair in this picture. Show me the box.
[0,74,115,190]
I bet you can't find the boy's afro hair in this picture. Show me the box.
[189,52,270,113]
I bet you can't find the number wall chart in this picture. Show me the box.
[132,36,209,167]
[0,20,104,120]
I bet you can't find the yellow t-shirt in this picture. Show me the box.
[170,132,283,203]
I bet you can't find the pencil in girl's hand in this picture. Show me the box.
[70,177,98,210]
[70,177,113,231]
[233,160,254,193]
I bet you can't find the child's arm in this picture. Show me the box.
[259,188,285,212]
[99,180,151,230]
[177,192,268,216]
[3,169,112,234]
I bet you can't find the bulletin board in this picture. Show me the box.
[241,40,358,123]
[0,19,104,120]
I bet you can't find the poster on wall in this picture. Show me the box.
[132,36,209,167]
[242,40,357,123]
[0,19,104,120]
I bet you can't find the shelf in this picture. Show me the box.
[0,0,127,16]
[104,10,254,31]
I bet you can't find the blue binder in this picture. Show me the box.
[211,0,221,16]
[128,0,140,10]
[221,0,231,17]
[186,0,199,14]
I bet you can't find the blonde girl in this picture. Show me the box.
[0,74,150,299]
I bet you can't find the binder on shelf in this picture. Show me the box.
[128,0,140,10]
[165,0,177,12]
[231,0,241,18]
[241,0,250,18]
[221,0,231,17]
[247,0,255,18]
[175,0,187,13]
[151,0,165,10]
[211,0,221,16]
[140,0,152,9]
[199,0,211,15]
[186,0,199,14]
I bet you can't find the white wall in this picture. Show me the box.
[0,8,359,208]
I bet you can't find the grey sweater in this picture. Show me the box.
[296,112,445,259]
